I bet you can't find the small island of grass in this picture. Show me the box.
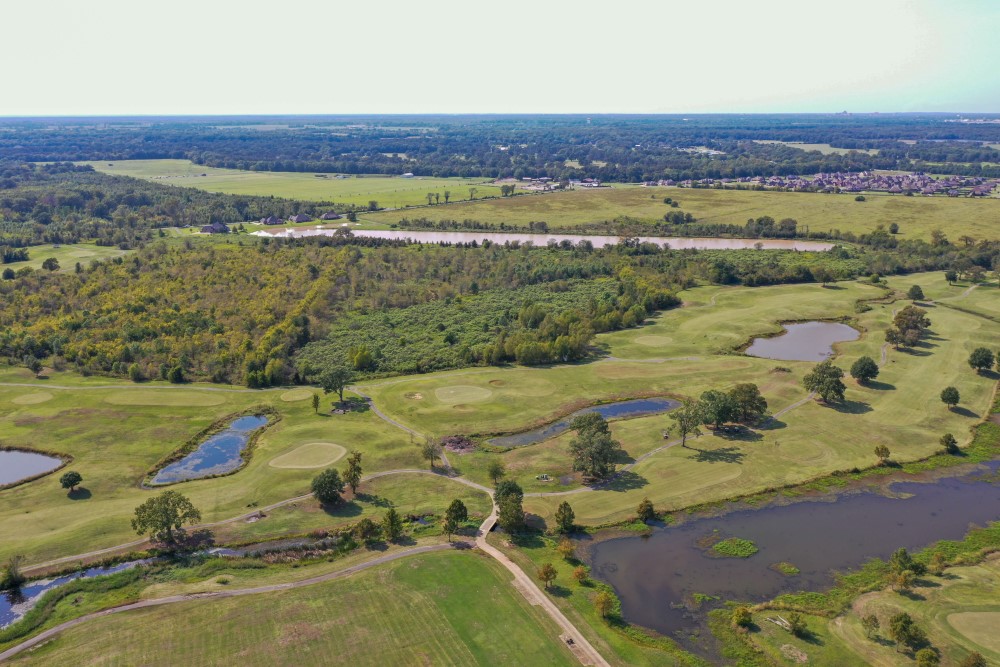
[770,561,801,576]
[712,537,759,558]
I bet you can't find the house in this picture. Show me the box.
[288,214,313,223]
[200,222,230,234]
[260,216,284,225]
[320,211,342,220]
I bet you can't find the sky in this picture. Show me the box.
[5,0,999,116]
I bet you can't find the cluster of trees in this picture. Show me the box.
[668,383,770,445]
[885,305,932,350]
[568,414,623,481]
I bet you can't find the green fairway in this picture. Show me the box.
[362,185,1000,242]
[748,555,1000,666]
[359,275,999,526]
[268,442,346,469]
[0,371,477,564]
[7,551,576,667]
[79,159,503,207]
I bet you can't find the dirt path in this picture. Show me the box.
[349,386,452,470]
[0,544,452,663]
[475,510,609,667]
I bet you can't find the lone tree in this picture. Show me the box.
[486,458,506,485]
[889,612,928,653]
[894,305,931,337]
[907,285,925,301]
[311,468,344,506]
[354,517,380,545]
[669,399,703,448]
[318,365,352,403]
[0,555,26,590]
[311,394,320,414]
[637,497,655,523]
[572,565,588,584]
[803,360,846,403]
[787,612,808,639]
[443,514,459,542]
[554,501,575,533]
[421,439,443,468]
[850,356,880,384]
[915,648,940,667]
[59,470,83,493]
[495,480,525,533]
[729,383,768,423]
[382,508,404,542]
[940,386,960,409]
[343,451,363,494]
[445,498,468,525]
[557,537,575,560]
[944,269,958,284]
[861,614,880,640]
[874,444,891,465]
[568,413,622,480]
[538,562,557,589]
[131,491,201,543]
[594,590,615,618]
[940,433,959,454]
[960,653,988,667]
[968,347,995,374]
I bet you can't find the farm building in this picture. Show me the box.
[319,211,342,220]
[200,222,230,234]
[260,216,284,225]
[288,214,313,223]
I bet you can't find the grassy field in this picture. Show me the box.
[0,372,488,564]
[8,550,576,667]
[9,243,130,273]
[753,140,879,156]
[361,185,1000,242]
[79,159,503,208]
[360,275,999,525]
[749,555,1000,666]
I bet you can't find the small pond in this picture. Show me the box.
[151,415,269,485]
[745,321,859,362]
[0,450,63,486]
[1,560,148,628]
[588,460,1000,646]
[490,397,678,448]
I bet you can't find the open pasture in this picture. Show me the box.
[362,185,1000,242]
[10,243,130,273]
[7,551,575,667]
[79,159,503,208]
[754,140,879,155]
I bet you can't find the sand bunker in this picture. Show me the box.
[404,392,424,400]
[269,442,347,469]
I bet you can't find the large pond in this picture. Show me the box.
[588,460,1000,644]
[255,228,834,252]
[490,397,679,448]
[151,415,269,485]
[0,450,63,486]
[745,321,859,362]
[1,560,147,628]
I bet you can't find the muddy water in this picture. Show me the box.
[255,228,835,251]
[745,321,859,362]
[151,415,269,485]
[0,450,62,486]
[588,461,1000,640]
[490,397,679,448]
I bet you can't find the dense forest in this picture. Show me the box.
[1,234,996,385]
[3,115,1000,182]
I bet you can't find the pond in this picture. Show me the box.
[588,459,1000,646]
[1,560,148,628]
[490,397,679,448]
[150,415,269,485]
[745,321,859,362]
[0,450,63,486]
[255,228,835,252]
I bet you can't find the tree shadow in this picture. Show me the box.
[689,446,745,464]
[899,347,932,357]
[715,426,762,442]
[322,501,363,518]
[172,528,215,550]
[356,493,393,508]
[898,589,926,601]
[865,380,896,391]
[830,400,873,415]
[820,284,845,290]
[950,407,979,419]
[757,418,787,431]
[601,470,648,491]
[548,585,572,598]
[67,487,92,500]
[614,450,636,465]
[363,541,390,552]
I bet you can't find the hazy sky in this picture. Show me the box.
[5,0,998,115]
